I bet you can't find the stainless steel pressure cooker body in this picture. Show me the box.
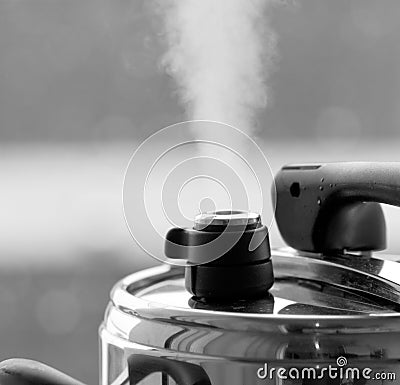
[100,162,400,385]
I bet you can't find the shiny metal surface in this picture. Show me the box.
[274,248,400,306]
[193,210,260,230]
[101,249,400,384]
[105,249,400,340]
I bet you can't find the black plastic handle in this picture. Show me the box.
[128,355,211,385]
[0,357,212,385]
[0,359,86,385]
[273,162,400,252]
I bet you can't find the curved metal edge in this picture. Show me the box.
[107,251,400,335]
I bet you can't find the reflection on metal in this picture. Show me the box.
[101,250,400,384]
[274,248,400,308]
[194,210,260,230]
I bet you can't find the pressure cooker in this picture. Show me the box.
[1,162,400,385]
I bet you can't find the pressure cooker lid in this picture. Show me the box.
[129,249,400,317]
[124,162,400,319]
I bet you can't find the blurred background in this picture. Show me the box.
[1,0,400,383]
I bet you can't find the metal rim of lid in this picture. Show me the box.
[110,255,400,330]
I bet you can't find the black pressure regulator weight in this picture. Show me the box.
[165,211,274,300]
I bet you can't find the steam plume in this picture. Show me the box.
[155,0,279,132]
